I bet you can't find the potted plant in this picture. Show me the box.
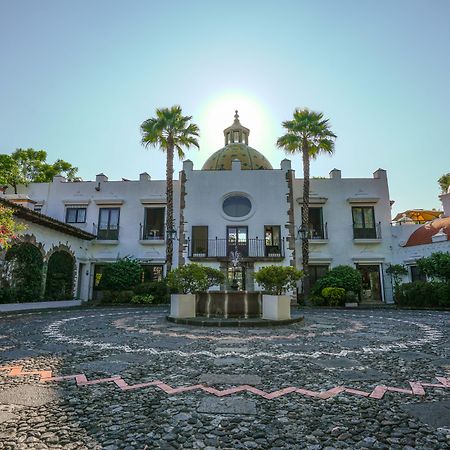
[254,265,303,320]
[167,263,224,318]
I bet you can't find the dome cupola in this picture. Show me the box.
[201,111,273,171]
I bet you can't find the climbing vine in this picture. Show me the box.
[0,205,26,250]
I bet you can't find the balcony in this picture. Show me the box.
[188,238,285,260]
[353,222,382,243]
[92,224,119,243]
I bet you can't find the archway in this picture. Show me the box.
[4,242,44,302]
[45,250,75,300]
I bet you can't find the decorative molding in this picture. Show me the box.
[347,197,379,204]
[94,199,124,205]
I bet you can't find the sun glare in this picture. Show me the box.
[196,90,276,165]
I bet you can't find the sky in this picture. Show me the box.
[1,0,449,215]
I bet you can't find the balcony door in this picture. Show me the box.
[227,226,248,257]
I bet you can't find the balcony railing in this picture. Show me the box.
[353,222,382,239]
[188,238,285,259]
[308,222,328,240]
[93,224,119,240]
[139,223,164,241]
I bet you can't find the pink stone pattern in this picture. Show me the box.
[1,365,449,401]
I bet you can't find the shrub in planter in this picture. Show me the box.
[99,257,142,291]
[167,264,225,294]
[131,294,155,305]
[321,287,346,306]
[312,265,362,298]
[133,280,170,303]
[254,266,303,295]
[396,281,450,308]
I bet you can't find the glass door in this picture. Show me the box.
[227,226,248,257]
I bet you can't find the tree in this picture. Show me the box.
[417,252,450,283]
[277,108,336,298]
[0,149,78,193]
[386,264,408,300]
[0,205,26,250]
[140,105,200,273]
[254,265,303,295]
[438,173,450,194]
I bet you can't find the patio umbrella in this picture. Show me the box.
[393,209,442,223]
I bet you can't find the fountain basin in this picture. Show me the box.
[196,292,262,318]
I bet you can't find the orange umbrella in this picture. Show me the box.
[393,209,442,223]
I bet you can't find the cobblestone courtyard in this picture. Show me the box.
[0,307,449,449]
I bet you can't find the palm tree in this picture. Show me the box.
[277,108,336,298]
[141,105,200,273]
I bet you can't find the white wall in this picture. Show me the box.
[293,168,394,302]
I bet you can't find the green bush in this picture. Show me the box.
[133,280,170,303]
[101,290,135,304]
[99,257,142,291]
[417,252,450,283]
[254,265,303,295]
[131,294,155,304]
[395,281,450,308]
[0,288,14,304]
[167,264,225,294]
[4,243,44,302]
[312,265,362,297]
[310,295,327,306]
[321,287,346,306]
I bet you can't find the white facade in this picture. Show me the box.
[1,114,415,304]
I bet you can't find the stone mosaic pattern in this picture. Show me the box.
[0,307,449,449]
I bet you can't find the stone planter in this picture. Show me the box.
[262,294,291,320]
[170,294,196,318]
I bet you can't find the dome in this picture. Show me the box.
[202,143,273,171]
[201,111,273,171]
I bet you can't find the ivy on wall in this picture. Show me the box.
[44,250,75,300]
[4,243,44,302]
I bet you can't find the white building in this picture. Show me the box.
[1,113,401,303]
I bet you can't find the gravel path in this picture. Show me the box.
[0,307,449,449]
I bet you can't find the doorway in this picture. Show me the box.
[357,264,382,302]
[227,226,248,257]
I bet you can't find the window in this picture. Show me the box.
[308,208,325,239]
[234,131,239,142]
[352,206,376,238]
[309,265,329,287]
[192,226,208,256]
[143,207,165,240]
[66,207,86,224]
[141,265,163,282]
[410,265,426,282]
[264,225,281,256]
[97,208,120,240]
[223,195,252,217]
